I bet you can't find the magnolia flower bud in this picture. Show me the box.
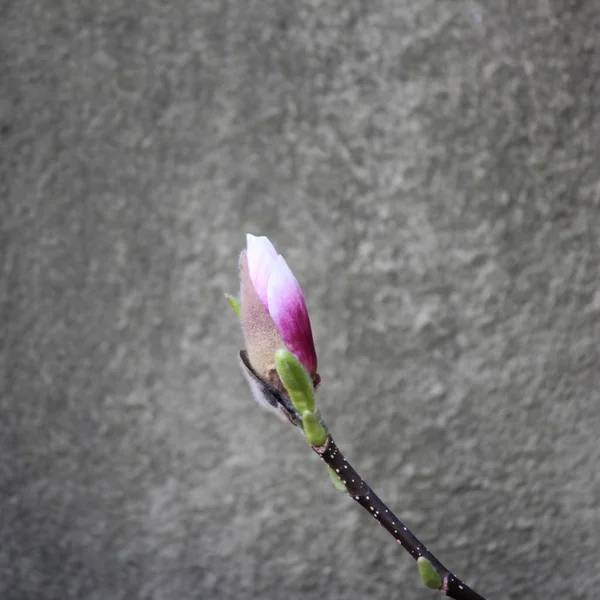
[239,234,318,389]
[235,234,320,423]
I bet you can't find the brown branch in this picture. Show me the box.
[313,435,487,600]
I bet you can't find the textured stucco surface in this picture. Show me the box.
[1,1,600,599]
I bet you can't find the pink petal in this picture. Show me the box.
[267,254,317,375]
[246,234,279,308]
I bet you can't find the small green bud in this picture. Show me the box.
[225,294,241,317]
[302,411,327,446]
[328,467,347,492]
[274,349,315,413]
[417,557,442,590]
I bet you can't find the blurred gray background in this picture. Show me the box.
[1,1,599,599]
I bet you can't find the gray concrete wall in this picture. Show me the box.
[1,1,599,599]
